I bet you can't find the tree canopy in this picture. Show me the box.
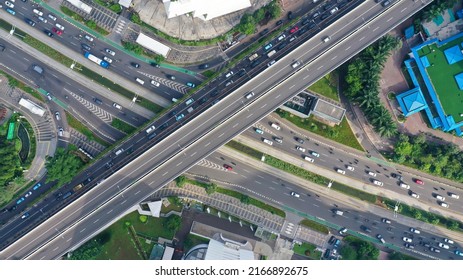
[45,148,84,186]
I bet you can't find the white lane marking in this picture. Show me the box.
[135,190,141,195]
[107,209,113,214]
[331,56,338,61]
[204,142,210,147]
[387,17,393,22]
[218,133,224,138]
[52,247,59,252]
[93,219,99,224]
[176,161,183,166]
[190,151,197,157]
[359,36,365,41]
[255,181,262,184]
[345,46,351,51]
[162,171,168,176]
[80,228,86,233]
[232,123,239,128]
[289,85,295,89]
[313,204,320,207]
[66,237,72,242]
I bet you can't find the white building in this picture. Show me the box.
[162,0,252,21]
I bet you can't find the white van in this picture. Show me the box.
[267,50,276,58]
[263,138,273,146]
[145,125,156,134]
[335,210,344,216]
[323,36,331,43]
[115,148,124,156]
[172,98,178,102]
[136,78,145,85]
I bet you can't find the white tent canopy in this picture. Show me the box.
[136,33,171,57]
[19,98,45,117]
[163,0,251,21]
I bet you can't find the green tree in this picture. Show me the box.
[109,4,122,13]
[253,9,266,23]
[205,182,217,195]
[122,41,144,55]
[267,0,281,19]
[238,13,256,35]
[45,148,84,186]
[340,245,358,260]
[164,215,182,232]
[175,175,186,187]
[0,138,22,187]
[131,12,142,24]
[8,78,19,89]
[446,220,460,231]
[240,194,250,204]
[85,20,97,29]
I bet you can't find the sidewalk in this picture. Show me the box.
[0,9,169,112]
[229,135,463,243]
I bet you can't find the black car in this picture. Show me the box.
[391,173,402,180]
[200,97,209,104]
[328,235,336,245]
[198,63,209,69]
[324,249,331,259]
[25,18,36,27]
[295,137,304,144]
[250,59,261,68]
[0,44,5,52]
[287,11,294,20]
[81,43,91,51]
[159,122,169,130]
[276,20,283,26]
[93,98,103,105]
[259,29,269,36]
[238,69,246,77]
[298,28,308,36]
[44,30,54,37]
[277,42,288,50]
[131,62,140,68]
[210,89,219,97]
[321,13,330,20]
[301,18,310,25]
[150,62,160,68]
[169,110,177,117]
[360,225,372,233]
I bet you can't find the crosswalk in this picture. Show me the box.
[137,71,189,94]
[35,119,55,141]
[69,129,106,157]
[114,18,127,35]
[65,89,112,123]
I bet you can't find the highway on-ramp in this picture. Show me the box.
[0,0,432,259]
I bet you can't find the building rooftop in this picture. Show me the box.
[163,0,251,21]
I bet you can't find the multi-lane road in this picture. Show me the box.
[188,150,462,260]
[0,0,434,259]
[1,0,200,99]
[243,116,463,212]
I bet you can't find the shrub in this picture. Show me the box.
[139,215,147,223]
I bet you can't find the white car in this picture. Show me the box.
[410,192,420,199]
[381,218,391,224]
[402,237,413,243]
[444,238,454,244]
[225,71,234,78]
[24,191,32,198]
[271,123,281,130]
[373,180,383,186]
[399,183,410,189]
[105,48,116,56]
[337,169,346,175]
[296,146,306,152]
[346,165,355,171]
[368,171,377,177]
[291,61,301,68]
[304,156,314,163]
[436,195,445,201]
[277,34,286,41]
[449,193,460,199]
[5,1,14,8]
[84,34,94,42]
[274,137,283,144]
[150,80,160,87]
[33,9,43,16]
[263,138,273,146]
[37,16,47,23]
[103,56,113,63]
[55,23,64,30]
[339,227,347,235]
[290,191,300,198]
[439,201,449,208]
[409,228,420,234]
[267,60,276,67]
[48,14,57,21]
[438,243,450,249]
[112,102,122,110]
[310,151,320,157]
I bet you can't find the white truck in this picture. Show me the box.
[249,53,259,61]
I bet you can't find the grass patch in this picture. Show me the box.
[331,182,377,203]
[183,178,286,218]
[382,197,463,232]
[79,67,163,113]
[65,112,108,146]
[265,155,327,184]
[299,219,330,234]
[308,72,339,101]
[202,70,215,78]
[389,251,418,260]
[23,35,77,67]
[111,118,136,134]
[161,197,183,214]
[84,211,176,259]
[225,141,263,160]
[276,109,364,151]
[293,242,322,260]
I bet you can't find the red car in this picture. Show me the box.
[52,27,63,36]
[223,164,233,171]
[414,179,424,185]
[289,26,299,34]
